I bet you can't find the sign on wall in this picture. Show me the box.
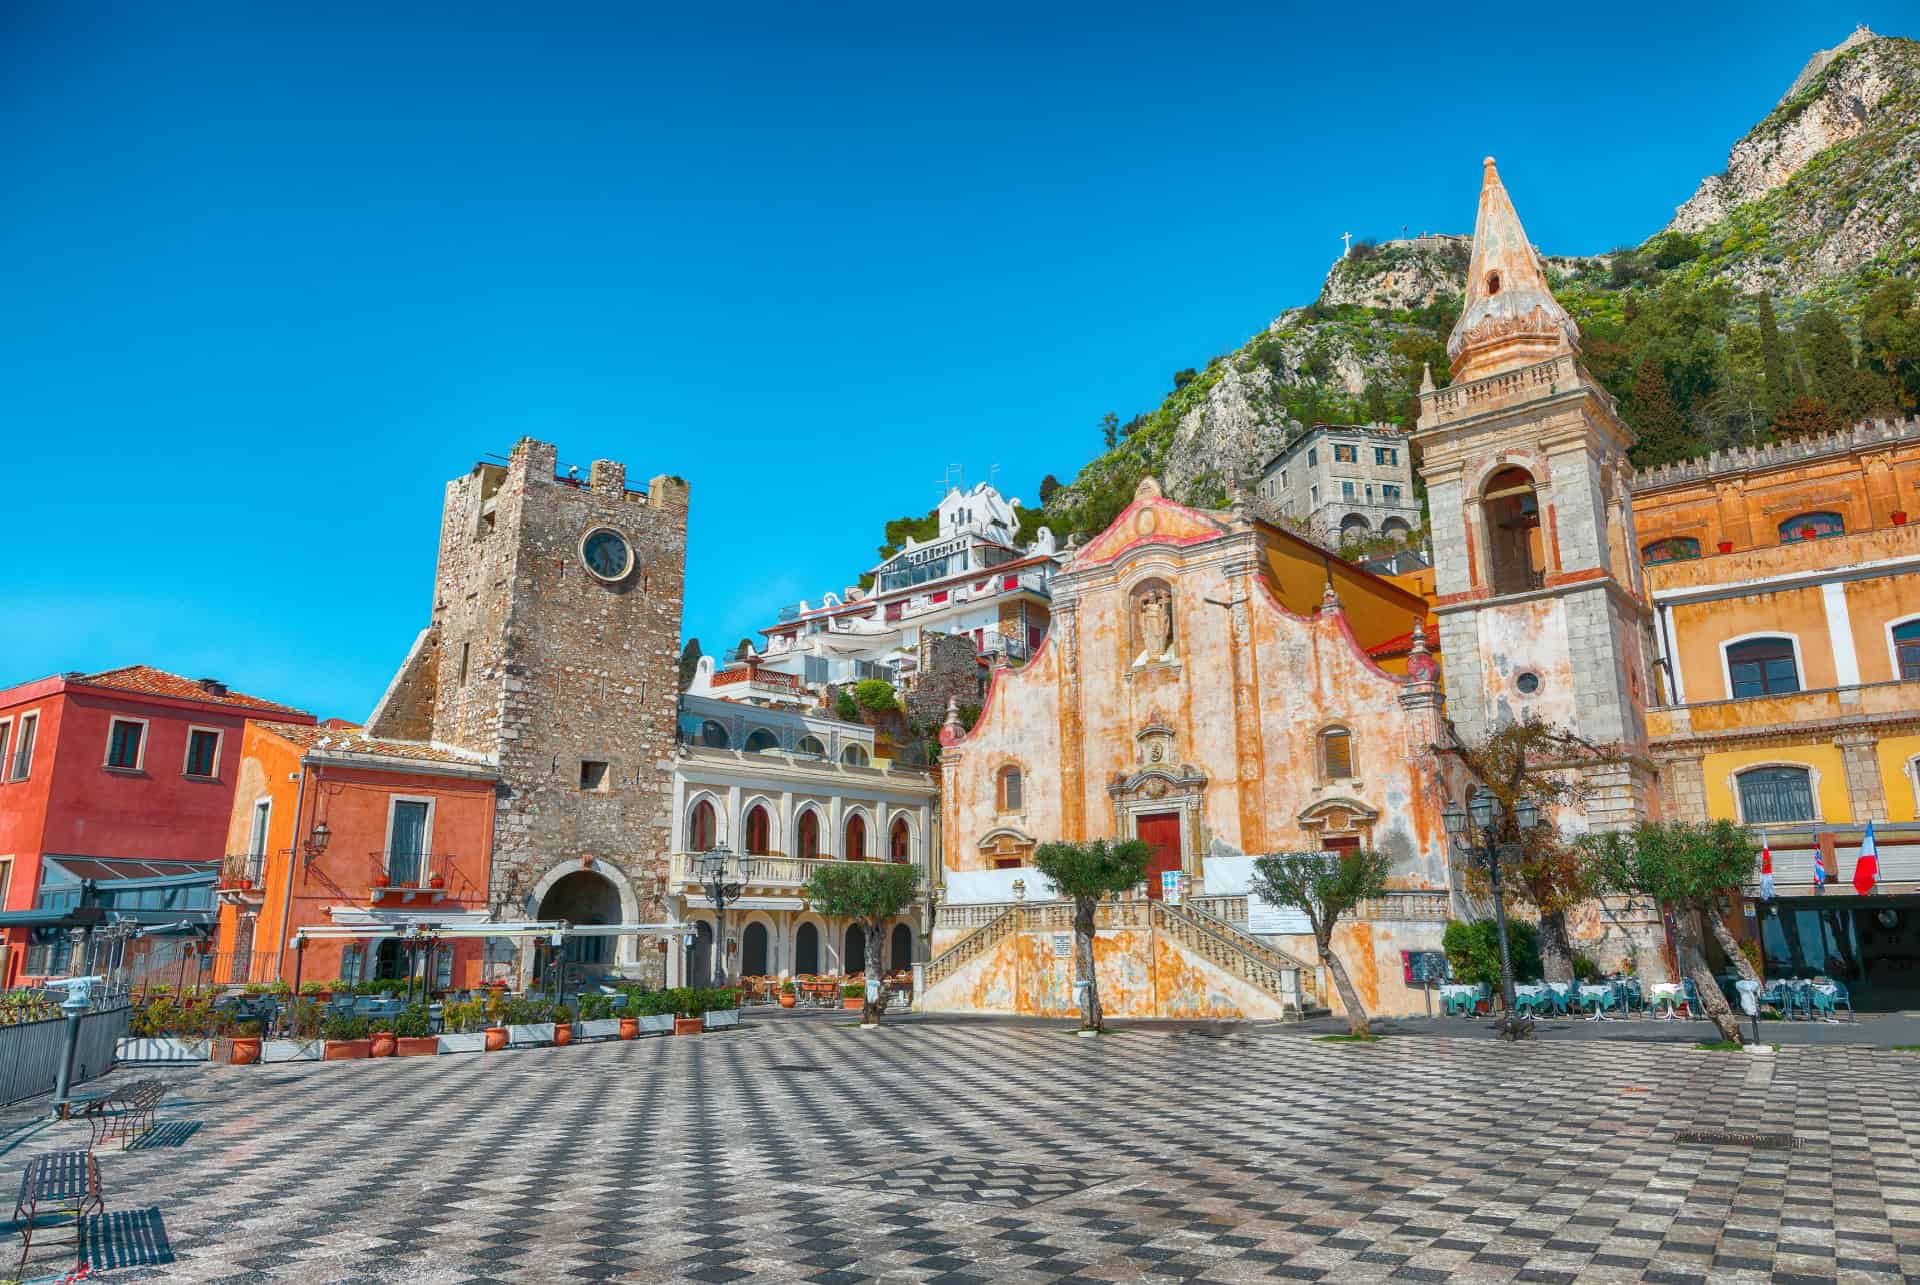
[1051,933,1071,958]
[1245,891,1312,935]
[1161,870,1184,905]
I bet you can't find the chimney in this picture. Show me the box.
[197,677,229,697]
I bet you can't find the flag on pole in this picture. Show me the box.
[1853,821,1881,896]
[1759,834,1775,901]
[1812,841,1827,890]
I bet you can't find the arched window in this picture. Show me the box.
[744,805,772,855]
[841,744,869,767]
[1893,619,1920,681]
[1642,536,1702,565]
[795,922,820,974]
[1726,637,1800,698]
[688,799,717,852]
[1779,512,1844,543]
[890,817,911,863]
[1483,466,1542,595]
[1380,517,1412,538]
[796,810,820,860]
[845,814,867,861]
[741,922,769,976]
[844,923,866,974]
[889,923,912,973]
[1321,728,1354,780]
[744,728,778,753]
[1338,514,1371,544]
[795,735,825,757]
[1736,766,1815,824]
[997,766,1023,813]
[699,720,729,749]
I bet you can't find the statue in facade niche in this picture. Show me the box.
[1134,589,1175,666]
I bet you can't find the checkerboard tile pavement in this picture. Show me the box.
[6,1022,1916,1282]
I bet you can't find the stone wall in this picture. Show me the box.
[905,631,984,729]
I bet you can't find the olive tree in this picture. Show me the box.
[1434,714,1618,982]
[1030,839,1150,1034]
[1249,848,1391,1036]
[803,862,922,1025]
[1581,820,1758,1044]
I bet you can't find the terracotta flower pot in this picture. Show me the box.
[673,1016,703,1036]
[843,997,863,1011]
[554,1023,573,1047]
[1894,511,1909,526]
[213,1036,261,1065]
[1717,540,1733,554]
[779,993,796,1008]
[619,1017,639,1040]
[369,1030,397,1058]
[396,1037,438,1057]
[324,1038,371,1060]
[483,1027,509,1052]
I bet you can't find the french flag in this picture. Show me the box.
[1854,822,1881,896]
[1813,843,1827,890]
[1759,836,1775,901]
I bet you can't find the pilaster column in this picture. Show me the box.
[1654,752,1709,824]
[1835,731,1889,823]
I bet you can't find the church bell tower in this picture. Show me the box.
[1413,158,1656,827]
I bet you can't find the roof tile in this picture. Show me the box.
[78,665,310,717]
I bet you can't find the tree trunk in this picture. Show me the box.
[1320,934,1369,1037]
[1705,906,1758,983]
[1537,910,1576,983]
[1074,898,1102,1033]
[1672,904,1742,1043]
[862,915,887,1025]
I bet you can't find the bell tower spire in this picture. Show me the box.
[1447,158,1580,383]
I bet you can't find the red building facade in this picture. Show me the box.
[0,666,314,985]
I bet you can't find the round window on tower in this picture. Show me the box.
[1515,670,1541,695]
[580,527,635,583]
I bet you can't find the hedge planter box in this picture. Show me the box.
[673,1017,703,1036]
[704,1010,742,1031]
[117,1037,209,1063]
[395,1037,438,1057]
[636,1014,674,1037]
[324,1038,372,1060]
[578,1018,623,1042]
[262,1039,323,1063]
[438,1032,487,1055]
[508,1023,556,1047]
[209,1036,262,1066]
[843,998,863,1011]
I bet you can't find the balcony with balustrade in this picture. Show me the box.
[669,851,927,907]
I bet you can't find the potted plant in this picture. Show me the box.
[671,990,704,1036]
[1716,539,1734,554]
[368,1024,398,1058]
[501,995,555,1047]
[298,979,330,1000]
[841,982,864,1012]
[619,1009,640,1040]
[322,1013,372,1060]
[482,989,509,1051]
[1895,510,1909,526]
[212,1017,263,1066]
[552,1001,575,1047]
[1801,524,1819,540]
[393,1004,437,1056]
[779,979,797,1009]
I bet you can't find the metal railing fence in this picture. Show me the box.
[0,1003,130,1107]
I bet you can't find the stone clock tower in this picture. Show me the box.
[369,436,689,978]
[1413,159,1657,829]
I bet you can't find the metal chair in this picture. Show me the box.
[1828,980,1854,1022]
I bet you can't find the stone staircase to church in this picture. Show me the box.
[923,897,1324,1020]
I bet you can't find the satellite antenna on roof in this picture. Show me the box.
[988,464,1000,491]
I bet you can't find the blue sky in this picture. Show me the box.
[2,3,1905,718]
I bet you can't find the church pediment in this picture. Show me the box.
[1109,764,1208,801]
[976,826,1037,855]
[1298,796,1381,833]
[1074,480,1230,568]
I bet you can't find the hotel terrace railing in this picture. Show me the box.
[668,851,925,894]
[777,568,1052,634]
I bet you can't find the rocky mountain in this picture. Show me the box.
[1021,28,1919,545]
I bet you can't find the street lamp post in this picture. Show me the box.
[1442,792,1542,1039]
[697,846,745,989]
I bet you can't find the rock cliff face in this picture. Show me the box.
[1033,29,1918,534]
[1665,28,1918,295]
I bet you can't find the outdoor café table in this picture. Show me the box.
[1649,981,1686,1016]
[1438,983,1482,1015]
[13,1150,102,1274]
[1577,983,1618,1019]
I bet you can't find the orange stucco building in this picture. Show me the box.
[1632,419,1920,1007]
[212,720,500,988]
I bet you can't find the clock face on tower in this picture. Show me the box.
[580,527,635,583]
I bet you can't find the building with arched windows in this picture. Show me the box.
[667,672,937,986]
[1257,423,1423,548]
